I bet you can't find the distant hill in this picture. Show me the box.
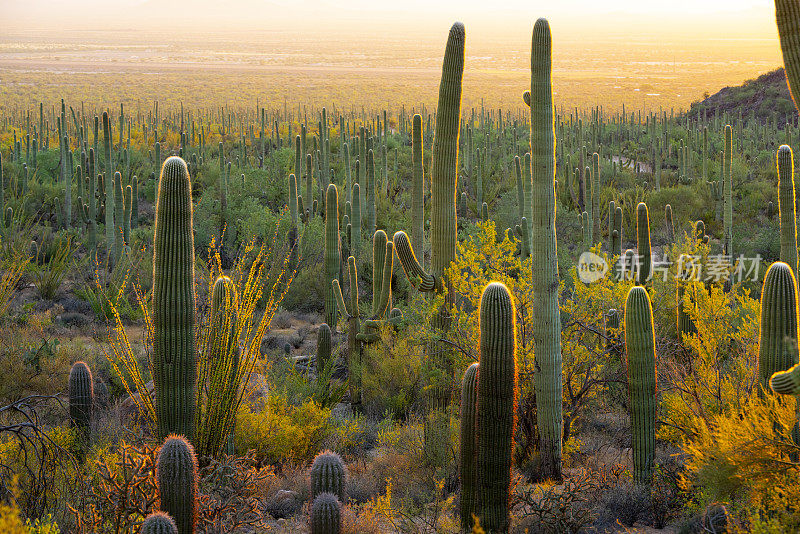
[689,68,797,126]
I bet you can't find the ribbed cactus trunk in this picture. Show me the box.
[366,149,376,237]
[778,145,798,279]
[624,286,657,485]
[637,202,651,285]
[459,362,478,532]
[69,361,93,434]
[153,157,197,440]
[114,171,124,263]
[758,262,800,391]
[103,112,114,260]
[351,182,361,258]
[530,17,563,481]
[476,282,517,533]
[325,184,341,328]
[156,435,199,534]
[317,323,332,375]
[412,114,424,262]
[88,148,97,261]
[723,124,733,257]
[591,152,600,240]
[776,0,800,110]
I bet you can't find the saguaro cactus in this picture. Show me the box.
[412,114,424,259]
[775,0,800,110]
[758,262,799,391]
[103,111,114,258]
[392,22,465,461]
[778,145,798,279]
[317,323,332,375]
[153,157,196,440]
[530,17,563,480]
[156,435,199,534]
[140,512,178,534]
[459,362,479,532]
[310,450,347,501]
[69,361,93,433]
[665,204,675,244]
[624,286,657,485]
[476,282,517,532]
[324,184,341,328]
[310,493,341,534]
[723,124,733,257]
[637,202,651,285]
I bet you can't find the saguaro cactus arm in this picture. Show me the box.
[393,230,437,292]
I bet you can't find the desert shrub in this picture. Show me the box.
[28,231,75,300]
[361,328,424,420]
[680,394,800,530]
[234,394,334,465]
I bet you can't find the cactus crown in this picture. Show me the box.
[140,512,178,534]
[156,435,199,534]
[310,450,347,501]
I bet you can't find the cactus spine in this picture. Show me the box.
[153,157,196,440]
[530,17,563,480]
[476,282,517,532]
[325,184,341,328]
[624,286,657,485]
[758,262,799,391]
[156,435,199,534]
[637,202,651,285]
[459,362,479,531]
[69,361,93,433]
[778,145,798,279]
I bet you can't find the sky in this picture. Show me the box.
[0,0,780,37]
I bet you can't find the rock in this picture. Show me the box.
[266,489,301,519]
[57,312,91,327]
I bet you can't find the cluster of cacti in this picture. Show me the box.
[624,286,658,485]
[153,156,197,440]
[156,435,199,534]
[529,17,563,480]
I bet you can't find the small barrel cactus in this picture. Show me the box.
[140,512,178,534]
[69,361,93,433]
[310,450,347,501]
[156,435,199,534]
[310,492,341,534]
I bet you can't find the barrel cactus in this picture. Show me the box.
[153,156,197,440]
[624,286,657,485]
[310,450,347,501]
[140,512,178,534]
[310,492,341,534]
[156,435,199,534]
[69,361,93,433]
[476,282,517,532]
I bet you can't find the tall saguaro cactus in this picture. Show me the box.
[325,184,341,328]
[412,114,424,260]
[637,202,651,285]
[103,111,114,259]
[530,17,563,481]
[778,145,798,279]
[153,157,197,440]
[624,286,657,485]
[476,282,517,532]
[392,22,465,462]
[723,124,733,257]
